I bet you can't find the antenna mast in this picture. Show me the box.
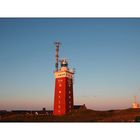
[134,95,137,103]
[54,42,61,71]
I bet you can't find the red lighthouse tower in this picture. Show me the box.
[53,42,74,116]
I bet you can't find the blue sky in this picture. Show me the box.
[0,18,140,110]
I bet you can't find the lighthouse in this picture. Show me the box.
[53,42,74,116]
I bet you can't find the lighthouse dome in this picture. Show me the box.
[60,59,68,67]
[60,59,68,71]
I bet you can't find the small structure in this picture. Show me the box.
[35,112,38,115]
[132,96,139,109]
[42,108,46,112]
[132,103,139,109]
[74,104,87,110]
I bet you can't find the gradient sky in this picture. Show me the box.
[0,18,140,110]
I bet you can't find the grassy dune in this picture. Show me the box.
[1,108,140,122]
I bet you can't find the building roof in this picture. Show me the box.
[74,104,86,110]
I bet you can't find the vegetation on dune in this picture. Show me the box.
[0,108,140,122]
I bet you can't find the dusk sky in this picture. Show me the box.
[0,18,140,110]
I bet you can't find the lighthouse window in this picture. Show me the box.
[58,110,60,113]
[69,84,71,87]
[69,91,71,94]
[58,105,61,109]
[58,96,61,98]
[59,84,62,87]
[59,91,61,93]
[69,96,71,99]
[58,100,61,104]
[58,79,63,82]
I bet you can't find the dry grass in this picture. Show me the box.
[1,108,140,122]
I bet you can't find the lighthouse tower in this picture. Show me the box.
[53,42,74,116]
